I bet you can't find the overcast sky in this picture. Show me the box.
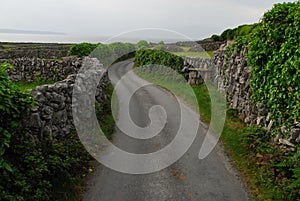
[0,0,295,42]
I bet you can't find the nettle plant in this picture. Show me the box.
[248,1,300,131]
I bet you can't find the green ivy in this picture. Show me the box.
[248,1,300,129]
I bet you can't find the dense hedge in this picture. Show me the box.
[134,49,184,74]
[248,1,300,129]
[0,62,100,200]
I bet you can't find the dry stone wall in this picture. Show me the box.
[27,67,109,142]
[6,57,110,143]
[1,57,82,82]
[0,45,69,59]
[182,57,215,85]
[214,44,271,126]
[213,43,300,145]
[183,44,270,127]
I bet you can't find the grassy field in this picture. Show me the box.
[170,46,214,58]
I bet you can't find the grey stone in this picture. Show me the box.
[42,106,54,120]
[289,128,300,143]
[279,139,295,147]
[28,113,42,128]
[267,120,273,132]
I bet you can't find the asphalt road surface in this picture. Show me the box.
[83,60,250,201]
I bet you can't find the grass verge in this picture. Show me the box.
[96,83,115,140]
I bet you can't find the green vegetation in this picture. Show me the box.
[68,42,98,57]
[136,40,150,49]
[204,84,298,200]
[248,1,300,130]
[68,42,138,58]
[135,2,300,196]
[192,85,300,201]
[68,42,138,66]
[208,2,300,200]
[96,84,115,140]
[210,23,259,41]
[246,4,300,198]
[0,62,115,200]
[135,49,184,75]
[157,41,165,46]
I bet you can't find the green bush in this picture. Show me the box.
[135,49,184,74]
[211,34,221,41]
[248,1,300,129]
[68,42,98,57]
[211,23,258,41]
[68,42,136,66]
[136,40,150,49]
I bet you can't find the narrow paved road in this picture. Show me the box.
[84,60,250,201]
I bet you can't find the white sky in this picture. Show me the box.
[0,0,295,42]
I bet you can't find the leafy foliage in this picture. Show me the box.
[248,1,300,129]
[0,62,114,200]
[136,40,150,49]
[135,49,184,75]
[68,42,98,57]
[244,125,300,200]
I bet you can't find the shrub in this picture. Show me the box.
[211,34,221,41]
[136,40,150,49]
[68,42,98,57]
[135,49,184,74]
[68,42,136,66]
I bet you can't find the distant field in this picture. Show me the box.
[151,45,215,58]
